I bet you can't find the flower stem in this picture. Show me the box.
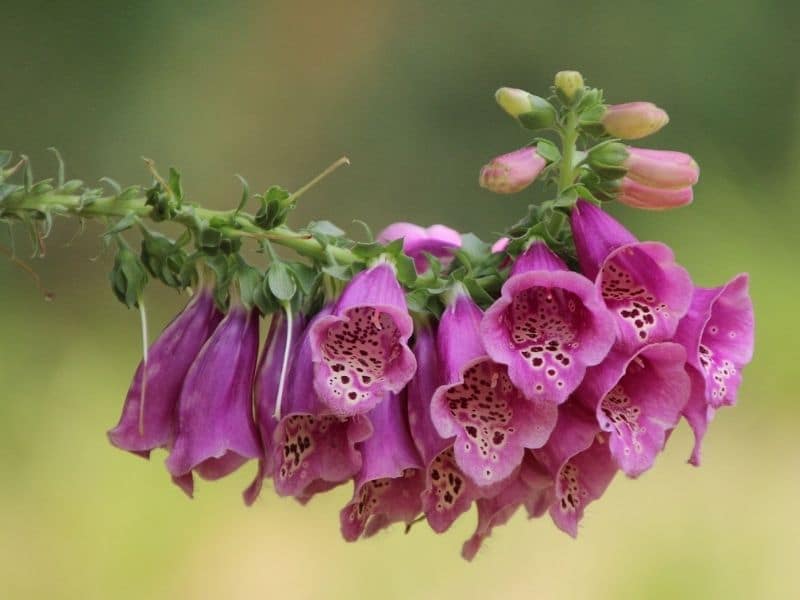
[557,108,579,196]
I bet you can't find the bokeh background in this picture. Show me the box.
[1,1,798,598]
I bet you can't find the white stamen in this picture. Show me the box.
[138,299,149,436]
[273,303,294,420]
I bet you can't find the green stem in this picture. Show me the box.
[557,108,578,195]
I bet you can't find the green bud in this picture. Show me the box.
[554,70,585,103]
[255,185,294,230]
[109,243,149,308]
[586,141,629,178]
[140,231,188,289]
[494,87,557,130]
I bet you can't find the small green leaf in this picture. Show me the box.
[405,289,430,313]
[536,139,561,163]
[268,262,297,302]
[47,147,65,187]
[168,167,183,205]
[103,213,138,237]
[287,261,319,295]
[234,174,250,215]
[308,220,345,238]
[393,254,417,286]
[99,176,122,195]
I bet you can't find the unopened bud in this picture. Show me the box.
[624,147,699,189]
[602,102,669,140]
[618,177,693,210]
[495,87,557,130]
[554,71,584,102]
[479,147,547,194]
[587,141,629,177]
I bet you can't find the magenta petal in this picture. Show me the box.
[533,403,617,537]
[340,393,424,541]
[311,263,416,416]
[682,365,715,466]
[377,222,462,273]
[108,287,222,457]
[482,242,616,404]
[272,309,372,500]
[598,242,693,353]
[570,200,638,280]
[577,343,690,477]
[436,291,487,383]
[165,305,262,495]
[675,274,754,409]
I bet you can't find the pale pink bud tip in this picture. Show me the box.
[479,147,546,194]
[602,102,669,140]
[491,237,510,253]
[618,178,693,210]
[624,147,700,189]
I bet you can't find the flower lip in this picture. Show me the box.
[481,242,616,405]
[310,262,416,417]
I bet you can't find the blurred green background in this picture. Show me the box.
[1,1,798,598]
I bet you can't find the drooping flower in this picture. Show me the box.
[408,320,483,532]
[165,296,261,497]
[270,308,372,501]
[575,343,690,477]
[481,241,616,404]
[601,102,669,140]
[108,282,222,457]
[479,147,547,194]
[617,178,693,210]
[532,403,617,537]
[623,148,699,189]
[430,288,557,486]
[674,274,754,464]
[340,392,424,541]
[377,222,462,273]
[570,199,693,354]
[243,310,306,506]
[310,261,416,416]
[461,453,552,561]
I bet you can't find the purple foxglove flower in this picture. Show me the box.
[340,392,424,541]
[165,300,262,497]
[377,222,462,273]
[601,102,669,140]
[431,289,557,486]
[461,453,552,561]
[408,321,485,532]
[674,274,754,464]
[270,308,372,501]
[624,147,699,189]
[575,343,690,477]
[108,284,222,457]
[310,262,416,416]
[243,311,306,506]
[618,178,694,211]
[479,147,547,194]
[481,241,616,405]
[533,403,617,537]
[571,200,693,354]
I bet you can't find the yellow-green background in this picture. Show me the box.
[1,2,797,598]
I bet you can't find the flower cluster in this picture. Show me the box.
[0,69,752,560]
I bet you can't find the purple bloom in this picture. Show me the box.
[310,262,416,416]
[532,403,617,537]
[165,300,261,497]
[571,200,693,354]
[431,289,557,487]
[270,309,372,501]
[108,284,222,457]
[674,274,754,464]
[377,222,462,273]
[461,453,552,560]
[481,241,616,404]
[340,392,424,541]
[243,311,306,505]
[575,343,690,477]
[408,320,484,532]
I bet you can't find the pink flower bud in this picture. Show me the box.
[491,237,510,253]
[618,177,693,210]
[602,102,669,140]
[479,147,546,194]
[624,147,699,189]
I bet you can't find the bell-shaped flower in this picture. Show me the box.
[481,241,616,404]
[377,222,462,273]
[624,148,699,189]
[570,200,693,354]
[108,283,222,457]
[479,147,547,194]
[408,320,484,532]
[243,311,306,505]
[165,295,261,497]
[340,392,424,541]
[532,403,617,537]
[461,453,552,561]
[575,343,690,477]
[270,308,372,501]
[431,288,557,487]
[674,274,754,464]
[601,102,669,140]
[310,262,416,416]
